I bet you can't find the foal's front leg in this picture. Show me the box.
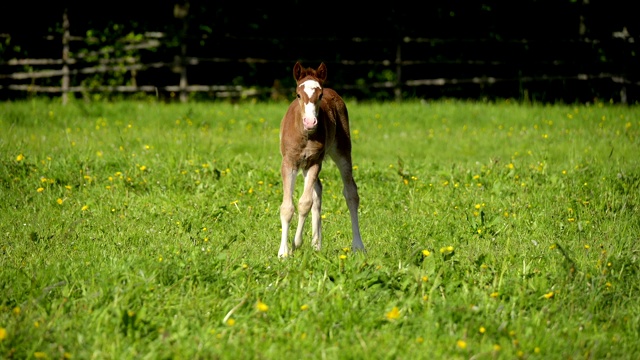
[293,164,321,250]
[310,177,323,251]
[279,164,297,257]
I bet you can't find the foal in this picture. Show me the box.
[278,62,365,257]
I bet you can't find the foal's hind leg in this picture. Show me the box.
[332,154,365,252]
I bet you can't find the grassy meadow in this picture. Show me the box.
[1,98,639,359]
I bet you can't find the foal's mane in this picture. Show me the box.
[294,63,326,85]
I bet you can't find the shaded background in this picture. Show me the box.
[1,0,637,102]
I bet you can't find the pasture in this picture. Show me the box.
[1,98,639,359]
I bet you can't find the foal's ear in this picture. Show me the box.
[316,63,327,83]
[293,62,304,81]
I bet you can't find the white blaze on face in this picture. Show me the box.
[299,80,321,130]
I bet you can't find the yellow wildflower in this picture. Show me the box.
[256,300,269,312]
[385,307,400,321]
[16,154,25,162]
[0,327,6,341]
[81,205,89,211]
[34,352,47,359]
[37,187,44,193]
[543,292,554,299]
[456,340,467,349]
[226,318,235,326]
[56,198,63,205]
[422,249,431,257]
[300,304,309,311]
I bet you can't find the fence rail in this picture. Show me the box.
[1,10,637,104]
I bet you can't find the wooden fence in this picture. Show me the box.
[1,10,638,104]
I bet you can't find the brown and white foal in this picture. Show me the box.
[278,62,365,257]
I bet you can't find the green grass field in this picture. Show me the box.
[1,98,639,359]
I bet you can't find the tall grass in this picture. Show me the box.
[1,98,639,359]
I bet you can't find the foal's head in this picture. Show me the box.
[293,62,327,133]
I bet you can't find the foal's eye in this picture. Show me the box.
[296,94,301,99]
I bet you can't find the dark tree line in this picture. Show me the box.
[1,0,637,102]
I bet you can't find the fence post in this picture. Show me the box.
[61,9,70,105]
[175,3,189,103]
[395,42,402,101]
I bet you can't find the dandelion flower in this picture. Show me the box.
[339,254,347,260]
[385,307,400,321]
[422,249,431,257]
[34,352,47,359]
[456,340,467,349]
[493,344,501,351]
[56,198,63,205]
[543,292,554,299]
[0,327,6,341]
[37,187,44,193]
[479,326,486,334]
[256,300,269,312]
[226,318,235,326]
[440,246,454,254]
[300,304,309,311]
[81,205,89,211]
[16,154,25,162]
[490,292,499,298]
